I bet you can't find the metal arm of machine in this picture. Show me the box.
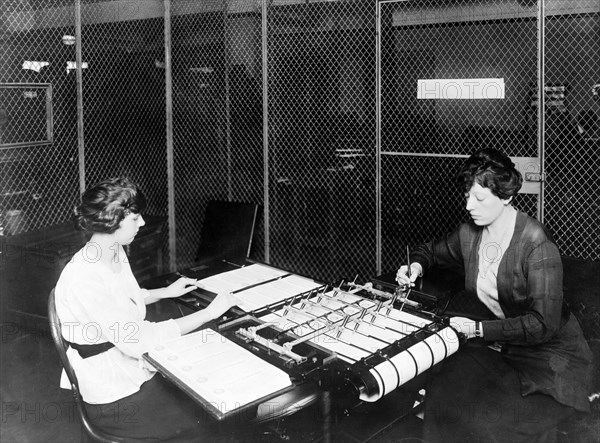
[347,282,421,309]
[237,324,308,364]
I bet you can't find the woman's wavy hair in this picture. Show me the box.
[457,148,523,200]
[74,177,147,233]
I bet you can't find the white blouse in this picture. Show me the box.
[476,214,517,319]
[55,243,181,404]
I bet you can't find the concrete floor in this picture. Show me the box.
[1,327,83,443]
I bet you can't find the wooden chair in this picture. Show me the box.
[47,289,136,443]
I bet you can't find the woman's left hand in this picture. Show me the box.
[449,316,477,339]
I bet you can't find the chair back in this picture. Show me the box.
[195,200,259,263]
[48,289,81,391]
[48,288,130,443]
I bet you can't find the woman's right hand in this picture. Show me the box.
[176,292,244,335]
[396,263,422,286]
[206,291,241,320]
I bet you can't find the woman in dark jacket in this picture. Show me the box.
[396,148,592,442]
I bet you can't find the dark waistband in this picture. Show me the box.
[67,340,115,359]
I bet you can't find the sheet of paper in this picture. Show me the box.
[147,329,292,415]
[234,274,323,312]
[198,263,288,294]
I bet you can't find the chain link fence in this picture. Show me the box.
[379,0,541,274]
[1,0,598,283]
[170,0,265,270]
[543,7,599,261]
[1,0,79,234]
[80,1,168,218]
[267,0,377,282]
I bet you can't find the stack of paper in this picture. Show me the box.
[199,264,323,312]
[146,329,293,419]
[198,264,288,293]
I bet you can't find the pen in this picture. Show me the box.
[406,245,411,280]
[399,245,413,311]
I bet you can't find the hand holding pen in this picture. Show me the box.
[395,245,423,287]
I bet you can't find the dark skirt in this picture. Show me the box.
[84,374,235,442]
[423,340,575,443]
[82,301,258,442]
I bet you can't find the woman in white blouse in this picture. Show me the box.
[55,177,240,441]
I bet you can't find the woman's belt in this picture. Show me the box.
[67,341,115,359]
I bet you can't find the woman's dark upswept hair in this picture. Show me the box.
[458,148,523,200]
[74,177,147,233]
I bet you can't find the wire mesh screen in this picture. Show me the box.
[266,0,377,282]
[379,0,540,274]
[381,155,464,271]
[543,3,600,340]
[170,0,264,269]
[79,2,167,216]
[1,0,598,279]
[543,7,599,261]
[1,1,79,234]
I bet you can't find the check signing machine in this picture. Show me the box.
[144,261,464,441]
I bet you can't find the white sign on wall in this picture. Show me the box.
[417,78,505,100]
